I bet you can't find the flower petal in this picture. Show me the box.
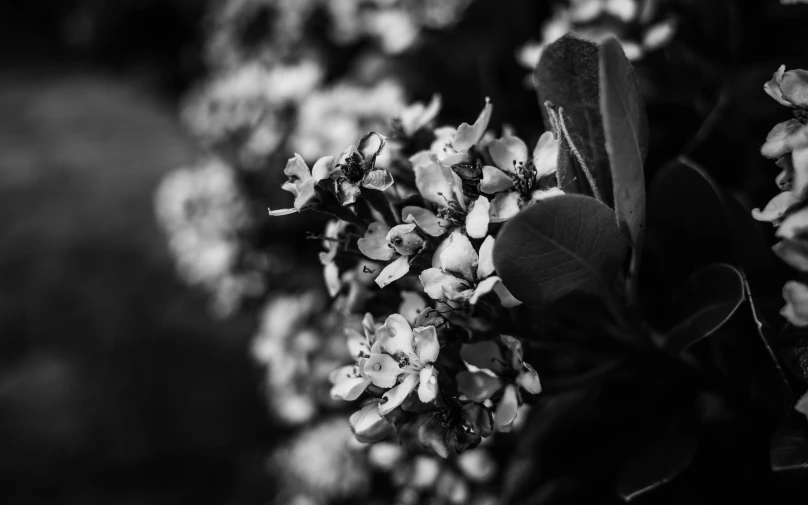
[782,281,808,327]
[480,165,514,194]
[530,187,564,202]
[267,207,298,216]
[453,98,493,153]
[413,155,462,207]
[420,267,471,301]
[346,328,370,359]
[794,145,808,199]
[400,94,442,136]
[350,401,394,443]
[283,153,311,180]
[403,206,450,236]
[292,179,317,210]
[532,131,559,178]
[362,169,395,191]
[456,371,503,402]
[331,371,371,401]
[761,120,803,159]
[358,132,388,171]
[489,135,528,173]
[336,179,362,206]
[477,236,496,279]
[418,365,439,402]
[489,191,522,223]
[517,363,542,394]
[380,373,418,414]
[324,262,341,297]
[778,207,808,239]
[469,276,500,305]
[764,65,790,106]
[387,224,425,256]
[375,255,411,288]
[376,314,415,356]
[494,384,519,432]
[493,279,522,308]
[414,325,440,364]
[433,231,478,282]
[465,196,490,239]
[781,69,808,108]
[364,353,403,388]
[358,222,395,261]
[751,191,798,223]
[399,291,428,324]
[310,155,335,181]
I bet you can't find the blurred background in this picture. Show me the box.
[1,1,808,504]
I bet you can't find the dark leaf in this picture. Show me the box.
[493,195,628,306]
[640,158,735,315]
[616,417,701,501]
[660,263,744,355]
[599,38,648,273]
[771,423,808,472]
[535,34,611,203]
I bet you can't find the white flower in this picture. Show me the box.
[268,154,338,215]
[482,131,563,222]
[420,232,520,307]
[362,314,441,414]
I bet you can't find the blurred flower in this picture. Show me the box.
[517,0,677,84]
[252,293,346,424]
[291,81,407,160]
[205,0,319,69]
[273,417,371,502]
[183,61,323,169]
[155,158,265,317]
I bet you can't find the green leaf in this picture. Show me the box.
[599,38,648,270]
[771,423,808,472]
[616,417,701,502]
[493,194,628,306]
[535,34,611,201]
[659,263,744,355]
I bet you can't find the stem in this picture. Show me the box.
[558,108,602,202]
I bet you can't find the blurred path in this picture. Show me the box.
[0,71,271,505]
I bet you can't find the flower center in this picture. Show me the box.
[795,108,808,125]
[372,362,382,371]
[436,197,466,226]
[340,152,366,183]
[511,160,537,197]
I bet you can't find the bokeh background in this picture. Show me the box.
[2,1,808,504]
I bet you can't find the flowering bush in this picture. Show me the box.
[154,0,808,503]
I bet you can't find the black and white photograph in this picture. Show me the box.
[3,0,808,504]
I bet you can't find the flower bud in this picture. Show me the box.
[387,224,425,256]
[349,401,394,443]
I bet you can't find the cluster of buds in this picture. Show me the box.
[753,65,808,326]
[268,95,555,467]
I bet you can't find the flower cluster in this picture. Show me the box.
[154,158,268,316]
[268,97,552,464]
[517,0,677,85]
[753,65,808,326]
